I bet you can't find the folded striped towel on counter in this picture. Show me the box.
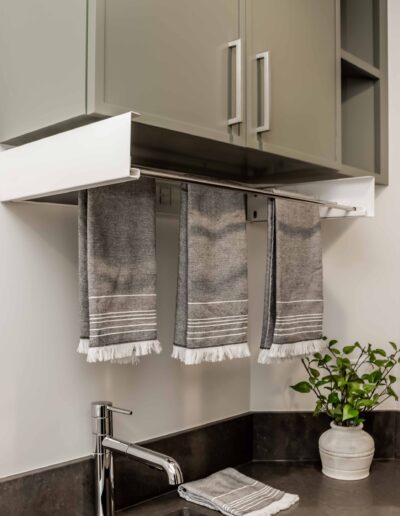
[178,467,299,516]
[173,184,250,364]
[77,179,161,363]
[258,198,325,364]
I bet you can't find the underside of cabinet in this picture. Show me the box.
[2,113,349,194]
[0,113,374,221]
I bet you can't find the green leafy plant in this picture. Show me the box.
[291,339,400,427]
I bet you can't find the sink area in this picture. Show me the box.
[119,460,400,515]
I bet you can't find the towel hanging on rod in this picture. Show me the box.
[78,179,162,363]
[173,183,250,364]
[258,197,325,363]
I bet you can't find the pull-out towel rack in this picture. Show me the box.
[136,167,358,213]
[0,112,374,218]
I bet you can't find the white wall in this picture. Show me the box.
[250,0,400,412]
[1,0,399,480]
[0,202,107,477]
[0,207,250,478]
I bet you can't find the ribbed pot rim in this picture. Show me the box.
[330,421,363,431]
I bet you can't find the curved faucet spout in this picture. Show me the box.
[102,436,184,485]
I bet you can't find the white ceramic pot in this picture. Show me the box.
[319,422,375,480]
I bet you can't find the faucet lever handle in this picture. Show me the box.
[106,405,132,416]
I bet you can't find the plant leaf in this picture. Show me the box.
[369,370,382,383]
[361,383,376,393]
[313,400,324,416]
[309,368,320,378]
[290,381,312,393]
[357,399,375,408]
[327,392,340,405]
[337,377,347,388]
[342,404,359,422]
[343,345,355,355]
[387,386,399,401]
[389,341,398,351]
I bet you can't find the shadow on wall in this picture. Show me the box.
[3,201,79,266]
[321,183,386,253]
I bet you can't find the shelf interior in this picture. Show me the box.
[341,0,379,68]
[341,75,379,174]
[341,49,380,79]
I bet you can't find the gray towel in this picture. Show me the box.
[258,198,325,363]
[178,467,299,516]
[173,184,250,364]
[77,179,161,363]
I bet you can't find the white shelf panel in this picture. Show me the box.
[0,112,136,202]
[280,176,374,218]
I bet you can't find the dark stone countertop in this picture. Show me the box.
[118,460,400,516]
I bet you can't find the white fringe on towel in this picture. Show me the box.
[77,338,89,354]
[246,493,300,516]
[257,340,327,364]
[172,343,250,365]
[77,340,161,363]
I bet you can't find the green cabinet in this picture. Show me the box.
[245,0,339,170]
[87,0,243,146]
[0,0,87,143]
[90,0,339,168]
[0,0,388,184]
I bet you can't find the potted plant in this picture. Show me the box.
[291,339,399,480]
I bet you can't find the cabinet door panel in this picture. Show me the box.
[0,0,86,143]
[246,0,338,166]
[89,0,243,145]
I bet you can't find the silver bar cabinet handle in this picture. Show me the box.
[256,51,271,133]
[228,38,242,126]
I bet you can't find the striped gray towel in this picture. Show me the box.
[259,198,325,364]
[77,179,161,363]
[173,184,250,364]
[178,468,299,516]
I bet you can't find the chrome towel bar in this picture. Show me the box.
[134,166,358,213]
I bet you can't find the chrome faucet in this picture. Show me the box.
[92,401,184,516]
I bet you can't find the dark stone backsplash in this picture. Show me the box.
[1,411,399,515]
[252,411,400,462]
[115,413,253,509]
[0,458,94,516]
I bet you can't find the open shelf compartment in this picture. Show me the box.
[341,0,380,68]
[341,75,380,174]
[339,0,387,183]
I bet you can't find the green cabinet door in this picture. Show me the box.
[0,0,87,143]
[88,0,243,145]
[245,0,339,168]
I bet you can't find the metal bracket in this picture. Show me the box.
[246,194,269,222]
[245,176,374,220]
